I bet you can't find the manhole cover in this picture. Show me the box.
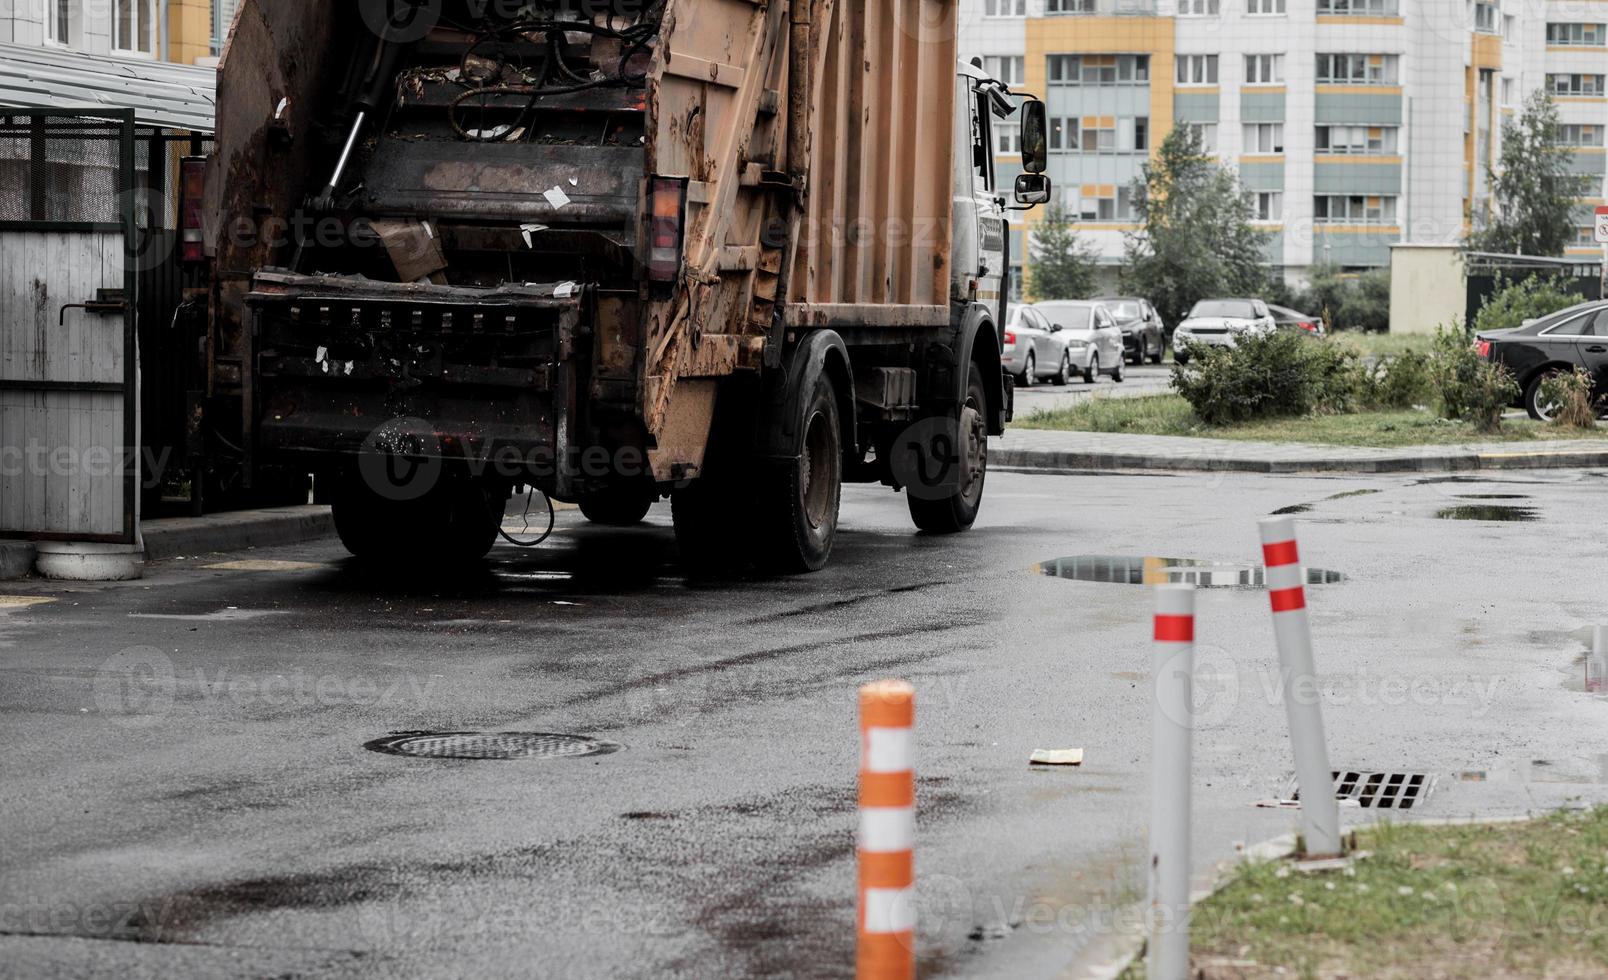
[1036,555,1345,589]
[1290,770,1437,810]
[364,731,622,761]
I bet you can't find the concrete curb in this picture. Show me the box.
[142,506,335,562]
[995,446,1608,476]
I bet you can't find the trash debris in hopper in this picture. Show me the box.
[1036,556,1346,590]
[1029,748,1084,767]
[543,186,571,209]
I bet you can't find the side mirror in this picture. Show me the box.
[1014,173,1051,207]
[1020,99,1048,175]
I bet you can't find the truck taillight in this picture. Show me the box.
[648,176,687,283]
[180,156,206,264]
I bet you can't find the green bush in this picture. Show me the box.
[1471,274,1585,337]
[1170,330,1363,425]
[1431,326,1519,432]
[1361,350,1435,410]
[1538,367,1600,429]
[1286,265,1391,333]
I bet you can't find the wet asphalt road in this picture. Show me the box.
[3,466,1608,979]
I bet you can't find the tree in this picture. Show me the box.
[1120,126,1271,325]
[1027,201,1099,300]
[1467,91,1577,258]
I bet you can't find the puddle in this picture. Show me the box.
[1454,494,1528,500]
[1457,756,1608,786]
[1271,504,1312,515]
[1036,555,1346,589]
[1434,505,1538,522]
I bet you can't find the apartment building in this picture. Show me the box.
[962,0,1608,291]
[1,0,226,65]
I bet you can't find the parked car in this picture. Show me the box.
[1267,303,1326,339]
[1172,298,1278,364]
[1477,299,1608,420]
[1094,296,1167,365]
[1034,301,1126,383]
[1001,303,1073,386]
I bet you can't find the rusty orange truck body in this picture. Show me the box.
[203,0,1048,571]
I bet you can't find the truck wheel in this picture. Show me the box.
[907,362,988,534]
[579,488,654,526]
[755,372,842,573]
[333,471,501,565]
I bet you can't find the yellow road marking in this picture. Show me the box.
[0,596,58,608]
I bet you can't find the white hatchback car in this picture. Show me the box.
[1033,301,1126,384]
[1172,298,1277,364]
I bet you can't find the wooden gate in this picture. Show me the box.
[0,109,138,545]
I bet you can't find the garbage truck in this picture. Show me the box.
[200,0,1050,571]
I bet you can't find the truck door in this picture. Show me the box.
[969,87,1007,316]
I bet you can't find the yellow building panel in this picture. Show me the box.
[1023,16,1176,162]
[167,0,214,66]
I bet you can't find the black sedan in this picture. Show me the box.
[1478,300,1608,420]
[1267,303,1326,339]
[1093,296,1166,365]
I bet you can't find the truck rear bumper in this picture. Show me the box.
[246,271,595,491]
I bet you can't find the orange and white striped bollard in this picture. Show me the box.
[858,679,915,980]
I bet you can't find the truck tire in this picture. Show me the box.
[332,471,501,565]
[907,362,988,534]
[579,488,654,526]
[755,372,842,573]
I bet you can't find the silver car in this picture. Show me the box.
[1034,301,1126,383]
[1001,304,1074,386]
[1172,298,1278,364]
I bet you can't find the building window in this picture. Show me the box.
[1178,0,1220,14]
[1186,122,1218,152]
[1579,227,1601,245]
[1547,23,1608,46]
[1315,124,1399,154]
[1316,53,1400,85]
[984,0,1028,15]
[1081,118,1117,152]
[45,0,70,44]
[1047,54,1150,85]
[1316,0,1399,14]
[1314,194,1397,223]
[1068,186,1135,222]
[113,0,156,54]
[1247,0,1286,14]
[213,0,240,55]
[1134,117,1149,151]
[984,56,1025,86]
[994,122,1021,155]
[1175,55,1219,86]
[1049,117,1081,151]
[1243,123,1285,153]
[1045,0,1098,12]
[1547,73,1607,96]
[1558,124,1605,146]
[1244,54,1284,85]
[1247,191,1283,221]
[1473,2,1497,33]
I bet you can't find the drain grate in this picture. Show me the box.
[364,731,622,761]
[1289,770,1437,810]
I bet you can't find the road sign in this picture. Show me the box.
[1596,206,1608,244]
